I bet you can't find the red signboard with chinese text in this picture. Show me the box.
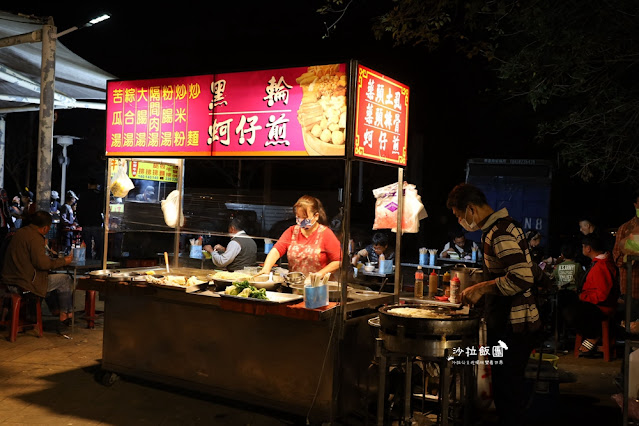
[106,75,214,157]
[354,64,409,166]
[210,63,347,156]
[105,64,348,158]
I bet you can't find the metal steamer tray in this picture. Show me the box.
[88,269,120,279]
[106,271,143,282]
[378,304,480,357]
[146,276,209,292]
[216,290,302,304]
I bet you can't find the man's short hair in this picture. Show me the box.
[31,211,53,227]
[446,183,488,211]
[582,234,604,252]
[449,227,466,240]
[230,216,246,232]
[372,232,390,247]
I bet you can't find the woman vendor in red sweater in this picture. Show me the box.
[260,195,342,279]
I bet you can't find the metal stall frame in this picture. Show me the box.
[100,59,408,423]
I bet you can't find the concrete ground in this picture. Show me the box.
[0,291,628,425]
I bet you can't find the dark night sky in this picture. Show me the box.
[4,2,634,253]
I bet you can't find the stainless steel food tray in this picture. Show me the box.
[216,291,302,304]
[88,269,120,279]
[106,272,142,282]
[148,278,208,291]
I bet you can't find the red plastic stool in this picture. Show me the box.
[573,318,615,361]
[0,288,43,342]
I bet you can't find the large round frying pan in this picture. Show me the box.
[378,304,480,338]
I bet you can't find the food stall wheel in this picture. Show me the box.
[96,369,119,387]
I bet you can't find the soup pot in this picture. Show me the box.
[449,264,491,292]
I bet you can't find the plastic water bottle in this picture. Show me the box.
[414,266,424,299]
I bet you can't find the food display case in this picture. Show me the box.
[89,60,411,423]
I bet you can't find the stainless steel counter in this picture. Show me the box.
[93,272,385,423]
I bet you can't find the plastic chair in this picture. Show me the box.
[573,317,615,362]
[0,284,43,342]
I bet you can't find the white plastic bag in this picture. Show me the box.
[110,163,134,198]
[161,190,184,228]
[372,182,427,233]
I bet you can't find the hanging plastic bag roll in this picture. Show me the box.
[110,162,134,198]
[372,181,428,233]
[161,190,185,228]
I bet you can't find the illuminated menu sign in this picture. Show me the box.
[210,63,346,156]
[129,161,178,182]
[354,64,409,166]
[106,75,214,156]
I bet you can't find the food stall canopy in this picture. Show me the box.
[0,10,115,113]
[105,61,410,162]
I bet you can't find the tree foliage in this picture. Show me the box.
[320,0,639,183]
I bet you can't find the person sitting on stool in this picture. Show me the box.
[1,211,74,330]
[351,231,394,266]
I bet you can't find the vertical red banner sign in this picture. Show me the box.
[354,64,410,166]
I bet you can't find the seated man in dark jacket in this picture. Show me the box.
[2,211,74,327]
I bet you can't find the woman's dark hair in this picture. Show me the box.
[372,232,390,247]
[446,183,488,211]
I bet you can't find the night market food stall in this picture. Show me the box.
[85,60,415,423]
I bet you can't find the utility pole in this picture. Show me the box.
[36,18,56,212]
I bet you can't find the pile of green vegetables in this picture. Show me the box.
[224,280,268,300]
